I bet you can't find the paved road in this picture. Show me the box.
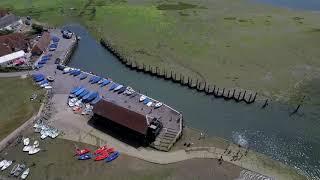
[0,70,34,78]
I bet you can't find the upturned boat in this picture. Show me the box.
[75,148,91,156]
[105,151,120,162]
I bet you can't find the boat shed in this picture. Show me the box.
[31,32,51,56]
[0,33,29,56]
[0,14,19,29]
[93,99,151,136]
[0,50,26,67]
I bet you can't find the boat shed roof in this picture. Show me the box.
[93,99,151,135]
[0,50,25,64]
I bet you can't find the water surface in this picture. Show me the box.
[66,24,320,179]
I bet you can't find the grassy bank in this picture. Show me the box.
[0,136,242,180]
[0,77,44,140]
[1,0,320,104]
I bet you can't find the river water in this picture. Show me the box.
[65,24,320,179]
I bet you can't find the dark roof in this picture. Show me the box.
[0,14,19,28]
[0,33,29,56]
[31,32,51,54]
[93,99,150,135]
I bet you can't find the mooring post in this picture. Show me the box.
[170,71,172,79]
[232,89,236,98]
[190,78,193,87]
[156,67,158,74]
[247,93,252,103]
[252,92,257,102]
[182,75,184,84]
[187,76,190,85]
[196,79,199,88]
[242,90,246,100]
[237,91,242,100]
[227,90,230,98]
[222,88,225,96]
[262,99,268,108]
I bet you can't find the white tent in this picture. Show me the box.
[0,50,25,66]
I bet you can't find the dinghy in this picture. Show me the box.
[78,153,91,160]
[83,92,98,103]
[105,151,120,162]
[114,85,123,91]
[98,79,104,84]
[20,168,29,179]
[94,146,108,155]
[0,160,6,168]
[118,86,127,94]
[139,95,146,102]
[28,147,40,155]
[75,148,91,156]
[154,102,163,108]
[14,164,25,177]
[70,86,81,94]
[40,83,49,88]
[33,140,39,148]
[91,95,102,104]
[1,160,12,170]
[109,83,118,91]
[143,98,150,105]
[74,88,86,96]
[78,90,89,98]
[91,77,102,84]
[89,76,96,83]
[23,145,32,152]
[73,70,81,76]
[63,67,71,74]
[44,86,52,89]
[94,151,110,161]
[100,79,110,87]
[147,101,153,107]
[82,91,93,101]
[10,164,19,175]
[79,74,87,80]
[23,138,30,146]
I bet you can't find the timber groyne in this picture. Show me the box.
[100,39,258,104]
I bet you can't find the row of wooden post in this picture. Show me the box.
[100,38,257,104]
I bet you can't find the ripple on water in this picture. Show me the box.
[232,130,320,179]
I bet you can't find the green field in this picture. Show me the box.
[0,77,44,140]
[1,0,320,103]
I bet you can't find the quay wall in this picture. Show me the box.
[99,38,260,105]
[61,36,78,65]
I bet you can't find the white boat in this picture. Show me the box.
[28,147,40,155]
[14,164,25,177]
[1,160,12,170]
[33,123,39,128]
[23,138,30,146]
[44,86,52,89]
[147,101,153,107]
[63,67,70,73]
[10,163,19,175]
[75,99,82,107]
[114,85,123,91]
[33,140,39,148]
[139,95,146,102]
[155,102,163,108]
[0,160,6,168]
[40,83,49,88]
[21,168,29,179]
[49,130,59,139]
[40,133,48,140]
[23,145,32,152]
[98,79,104,84]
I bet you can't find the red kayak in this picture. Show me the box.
[94,151,110,161]
[94,146,108,155]
[95,146,115,155]
[75,148,90,156]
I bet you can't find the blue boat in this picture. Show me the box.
[83,92,99,103]
[37,64,44,68]
[37,79,48,85]
[105,151,120,163]
[33,74,44,80]
[91,95,102,104]
[143,98,150,105]
[38,60,46,65]
[70,86,82,94]
[109,83,118,91]
[91,77,102,84]
[118,86,127,94]
[69,69,77,75]
[74,88,86,96]
[100,79,110,87]
[82,91,93,100]
[32,73,43,78]
[78,153,91,160]
[89,76,96,83]
[41,56,50,61]
[78,90,89,98]
[73,70,81,76]
[79,74,88,80]
[35,77,44,82]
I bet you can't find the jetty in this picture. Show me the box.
[36,29,183,151]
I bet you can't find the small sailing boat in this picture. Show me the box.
[20,168,30,180]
